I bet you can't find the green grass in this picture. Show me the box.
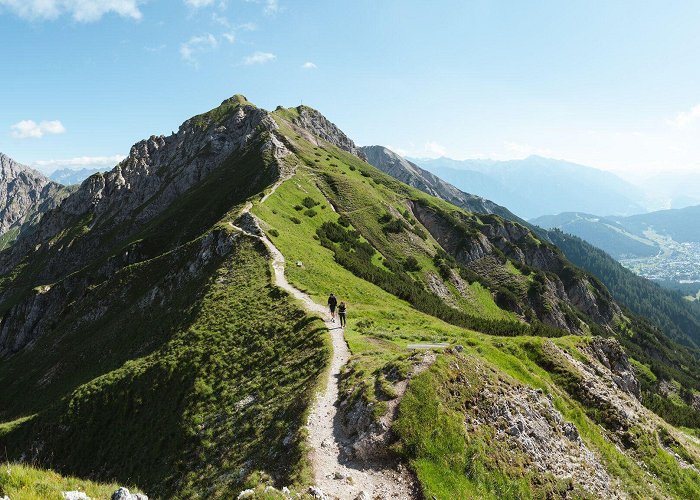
[0,463,124,500]
[1,239,327,498]
[0,134,326,498]
[3,98,700,499]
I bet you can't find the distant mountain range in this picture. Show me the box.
[410,156,648,219]
[49,167,104,185]
[532,205,700,259]
[359,146,526,224]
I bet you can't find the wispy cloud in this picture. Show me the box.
[34,155,125,169]
[387,141,448,159]
[667,104,700,129]
[243,51,276,65]
[11,120,66,139]
[245,0,279,15]
[0,0,143,22]
[238,22,256,31]
[184,0,215,7]
[180,33,219,64]
[425,141,447,157]
[301,61,317,69]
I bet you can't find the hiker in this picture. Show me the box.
[328,293,338,322]
[338,301,347,327]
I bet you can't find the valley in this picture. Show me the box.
[620,238,700,284]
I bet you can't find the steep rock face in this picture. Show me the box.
[588,337,641,399]
[411,200,619,331]
[0,98,281,280]
[0,96,287,355]
[291,106,367,159]
[361,145,525,224]
[0,153,66,237]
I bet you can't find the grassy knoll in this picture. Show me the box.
[0,463,124,500]
[1,238,327,497]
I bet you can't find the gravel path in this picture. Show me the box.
[231,184,417,499]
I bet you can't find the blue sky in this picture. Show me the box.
[2,0,700,179]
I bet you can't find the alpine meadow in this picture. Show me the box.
[2,2,700,499]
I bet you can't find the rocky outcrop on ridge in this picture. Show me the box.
[0,96,288,356]
[0,152,66,238]
[361,145,525,223]
[291,106,367,160]
[410,199,619,332]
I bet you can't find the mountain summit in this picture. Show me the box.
[0,152,68,246]
[2,96,700,499]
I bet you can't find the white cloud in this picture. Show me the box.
[222,32,235,43]
[424,141,447,157]
[263,0,278,14]
[301,61,317,69]
[0,0,143,22]
[34,154,125,169]
[184,0,215,7]
[11,120,66,139]
[667,104,700,129]
[180,33,218,63]
[245,0,279,15]
[243,51,276,65]
[238,22,256,31]
[211,12,230,27]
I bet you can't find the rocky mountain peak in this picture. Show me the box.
[0,152,67,237]
[221,94,252,106]
[288,105,367,160]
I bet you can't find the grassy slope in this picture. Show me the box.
[0,463,123,500]
[0,140,328,498]
[253,109,700,498]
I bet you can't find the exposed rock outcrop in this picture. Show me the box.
[361,145,524,223]
[588,337,641,400]
[0,97,287,356]
[111,487,148,500]
[291,106,366,160]
[0,152,67,238]
[411,199,619,332]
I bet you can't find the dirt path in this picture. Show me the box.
[231,183,416,499]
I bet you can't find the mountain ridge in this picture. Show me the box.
[411,155,648,218]
[0,152,69,247]
[3,95,700,498]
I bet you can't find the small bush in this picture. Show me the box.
[378,213,393,224]
[302,197,320,209]
[383,219,405,234]
[294,205,304,211]
[304,209,317,218]
[349,165,356,171]
[403,256,421,272]
[338,216,351,227]
[290,217,302,224]
[268,229,279,237]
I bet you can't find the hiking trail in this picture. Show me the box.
[230,181,417,499]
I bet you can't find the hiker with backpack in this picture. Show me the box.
[338,301,347,328]
[328,293,338,322]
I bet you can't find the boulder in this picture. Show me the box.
[111,487,148,500]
